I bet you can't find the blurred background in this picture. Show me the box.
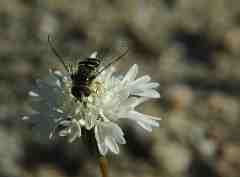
[0,0,240,177]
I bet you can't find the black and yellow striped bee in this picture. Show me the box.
[48,35,128,102]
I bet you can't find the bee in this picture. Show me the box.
[47,35,128,102]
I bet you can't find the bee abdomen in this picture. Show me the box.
[78,58,100,69]
[71,85,91,99]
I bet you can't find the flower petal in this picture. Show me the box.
[129,75,151,87]
[125,111,161,131]
[105,136,119,154]
[29,91,39,97]
[122,64,138,84]
[95,125,108,156]
[94,122,125,155]
[131,89,160,98]
[90,51,98,58]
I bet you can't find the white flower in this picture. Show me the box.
[25,52,161,156]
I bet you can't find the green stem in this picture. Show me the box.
[99,156,109,177]
[82,129,110,177]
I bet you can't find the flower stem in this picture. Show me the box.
[99,156,109,177]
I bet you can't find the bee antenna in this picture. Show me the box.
[48,35,69,72]
[97,48,129,75]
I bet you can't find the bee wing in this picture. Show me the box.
[97,40,129,70]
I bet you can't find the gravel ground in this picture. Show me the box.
[0,1,240,177]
